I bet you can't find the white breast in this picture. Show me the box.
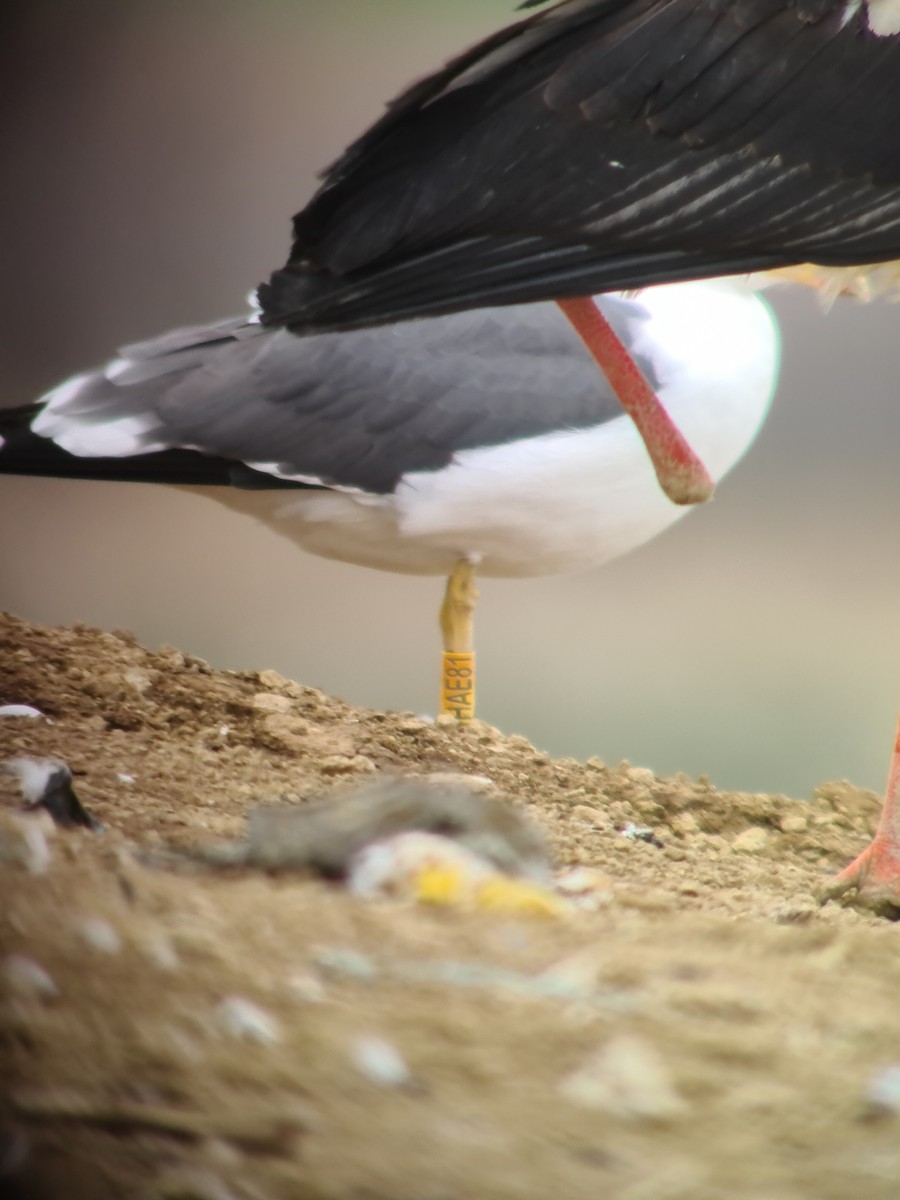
[859,0,900,35]
[196,280,779,579]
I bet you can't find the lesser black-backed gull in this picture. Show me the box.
[0,281,778,721]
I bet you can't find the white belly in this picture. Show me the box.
[190,281,779,579]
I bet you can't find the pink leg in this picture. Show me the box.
[823,711,900,912]
[557,296,715,506]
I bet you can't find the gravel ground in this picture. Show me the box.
[2,610,899,1200]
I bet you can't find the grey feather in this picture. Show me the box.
[38,297,654,495]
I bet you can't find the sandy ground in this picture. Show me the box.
[2,610,900,1200]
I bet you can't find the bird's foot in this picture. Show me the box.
[820,837,900,918]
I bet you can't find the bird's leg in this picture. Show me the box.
[439,559,477,722]
[821,711,900,914]
[557,296,715,506]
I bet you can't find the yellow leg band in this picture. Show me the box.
[441,651,475,722]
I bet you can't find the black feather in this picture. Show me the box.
[258,0,900,333]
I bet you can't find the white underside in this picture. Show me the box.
[188,281,779,579]
[861,0,900,37]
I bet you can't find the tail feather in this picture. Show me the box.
[0,413,242,487]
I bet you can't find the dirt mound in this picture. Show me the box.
[1,610,897,1200]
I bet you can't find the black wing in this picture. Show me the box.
[259,0,900,331]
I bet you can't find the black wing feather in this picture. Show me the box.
[258,0,900,332]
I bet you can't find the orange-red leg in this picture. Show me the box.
[822,712,900,913]
[557,296,715,506]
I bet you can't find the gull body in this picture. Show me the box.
[4,281,778,581]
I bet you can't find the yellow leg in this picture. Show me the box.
[439,560,477,721]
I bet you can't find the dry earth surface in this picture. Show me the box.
[1,610,899,1200]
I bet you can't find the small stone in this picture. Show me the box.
[423,772,496,795]
[731,827,769,854]
[671,812,699,835]
[0,704,44,719]
[570,805,611,829]
[560,1034,686,1120]
[866,1064,900,1115]
[257,668,292,691]
[780,814,808,833]
[314,948,377,980]
[539,945,605,993]
[555,866,614,899]
[216,997,282,1045]
[351,1035,412,1088]
[139,933,180,971]
[320,754,375,774]
[287,971,327,1004]
[771,899,819,925]
[3,955,58,997]
[252,692,293,714]
[627,767,657,786]
[0,810,53,874]
[255,712,312,753]
[620,823,664,848]
[76,918,122,954]
[122,668,155,693]
[157,646,186,669]
[396,717,428,734]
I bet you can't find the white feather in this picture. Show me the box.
[194,280,779,578]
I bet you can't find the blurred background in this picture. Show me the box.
[2,0,899,798]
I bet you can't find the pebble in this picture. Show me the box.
[396,717,428,734]
[122,668,155,693]
[732,827,769,854]
[76,918,123,954]
[2,955,59,998]
[313,947,378,981]
[287,971,327,1004]
[252,692,293,714]
[320,754,376,774]
[560,1034,686,1120]
[139,933,181,972]
[0,704,44,719]
[780,814,809,833]
[627,767,657,786]
[257,668,293,691]
[771,898,819,925]
[671,812,699,835]
[351,1035,412,1088]
[866,1064,900,1115]
[0,810,54,874]
[570,805,612,829]
[555,867,615,911]
[216,997,282,1045]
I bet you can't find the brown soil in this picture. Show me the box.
[1,610,898,1200]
